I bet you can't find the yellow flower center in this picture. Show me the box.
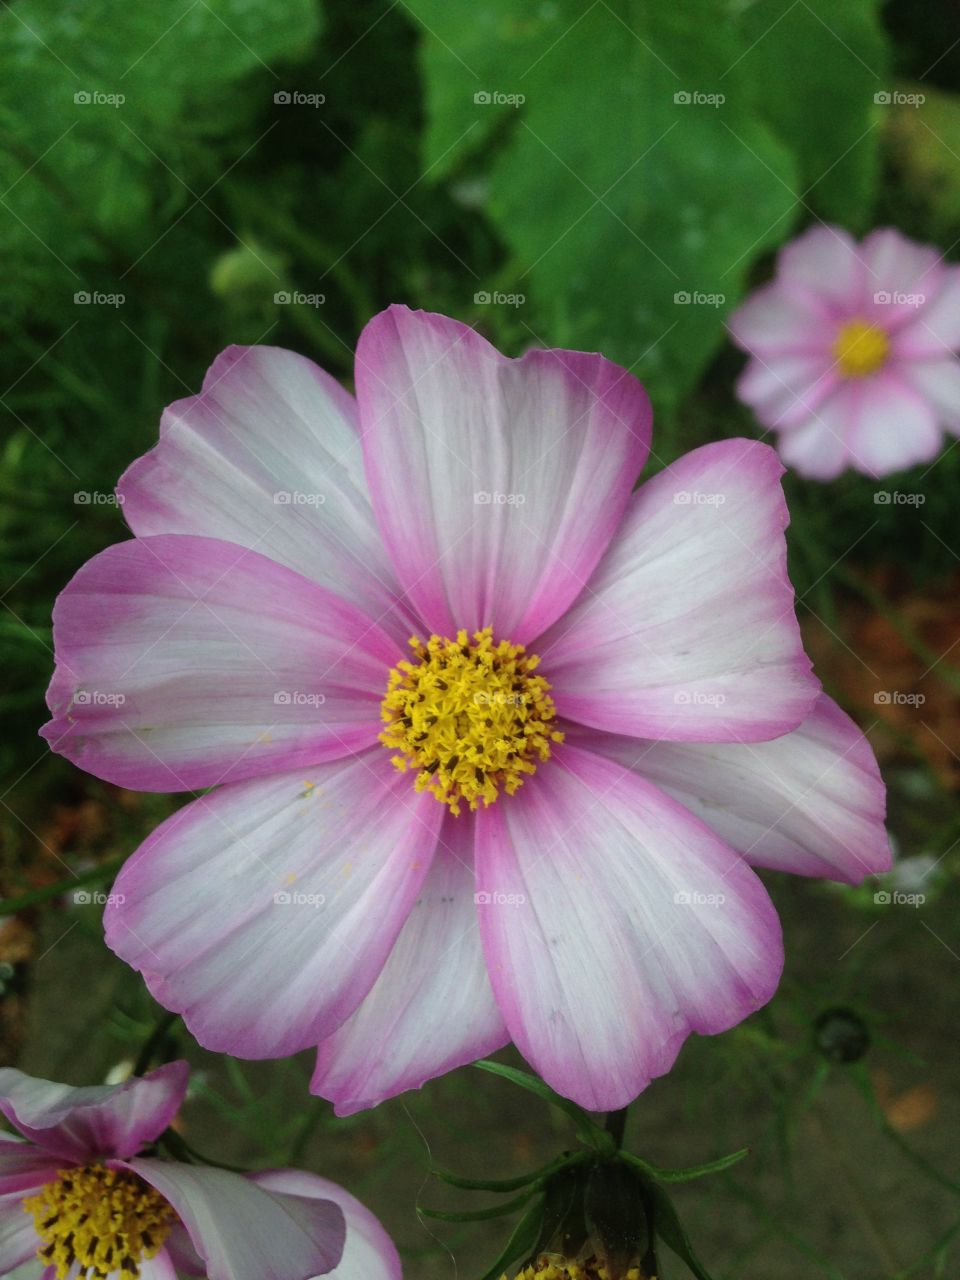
[506,1262,650,1280]
[379,627,563,816]
[23,1165,175,1280]
[833,319,889,378]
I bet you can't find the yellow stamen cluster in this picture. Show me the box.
[380,627,563,816]
[23,1165,175,1280]
[504,1261,651,1280]
[833,319,889,378]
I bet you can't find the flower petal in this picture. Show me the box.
[843,371,942,476]
[539,439,818,742]
[571,695,890,884]
[311,813,508,1115]
[0,1189,42,1273]
[0,1064,188,1163]
[128,1159,345,1280]
[251,1171,401,1280]
[892,265,960,359]
[736,353,839,430]
[118,345,411,642]
[41,535,401,791]
[355,305,651,644]
[776,223,865,312]
[859,228,943,330]
[899,355,960,431]
[775,391,852,480]
[727,283,832,359]
[105,753,442,1058]
[0,1136,61,1195]
[475,744,783,1111]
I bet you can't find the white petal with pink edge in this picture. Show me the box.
[118,345,412,642]
[736,353,838,430]
[776,224,865,312]
[127,1159,345,1280]
[570,694,889,884]
[727,283,832,359]
[252,1171,401,1280]
[538,440,818,742]
[355,305,652,645]
[893,266,960,359]
[843,371,942,476]
[775,391,851,479]
[0,1063,188,1163]
[0,1187,45,1272]
[899,356,960,432]
[475,744,783,1111]
[312,812,508,1115]
[41,535,401,792]
[104,753,442,1058]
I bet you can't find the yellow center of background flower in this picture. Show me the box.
[833,319,889,378]
[380,627,563,816]
[23,1165,174,1280]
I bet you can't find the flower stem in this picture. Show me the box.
[604,1106,629,1149]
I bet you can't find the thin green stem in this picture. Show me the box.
[605,1106,628,1149]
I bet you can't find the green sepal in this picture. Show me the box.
[431,1150,588,1193]
[473,1060,615,1155]
[619,1146,750,1184]
[477,1198,545,1280]
[419,1190,536,1223]
[646,1181,716,1280]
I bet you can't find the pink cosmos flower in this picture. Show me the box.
[0,1062,399,1280]
[41,305,889,1114]
[729,224,960,479]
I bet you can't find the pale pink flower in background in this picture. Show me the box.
[729,224,960,479]
[42,306,889,1114]
[0,1062,400,1280]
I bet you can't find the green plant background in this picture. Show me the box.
[1,1,959,1277]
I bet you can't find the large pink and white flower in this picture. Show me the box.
[0,1062,399,1280]
[41,305,889,1113]
[729,224,960,479]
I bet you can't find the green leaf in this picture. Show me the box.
[403,0,799,412]
[0,0,322,314]
[733,0,889,226]
[473,1060,615,1155]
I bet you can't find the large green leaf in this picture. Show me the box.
[404,0,799,411]
[0,0,321,309]
[733,0,889,227]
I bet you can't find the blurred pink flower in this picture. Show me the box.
[42,306,889,1113]
[0,1062,399,1280]
[729,224,960,479]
